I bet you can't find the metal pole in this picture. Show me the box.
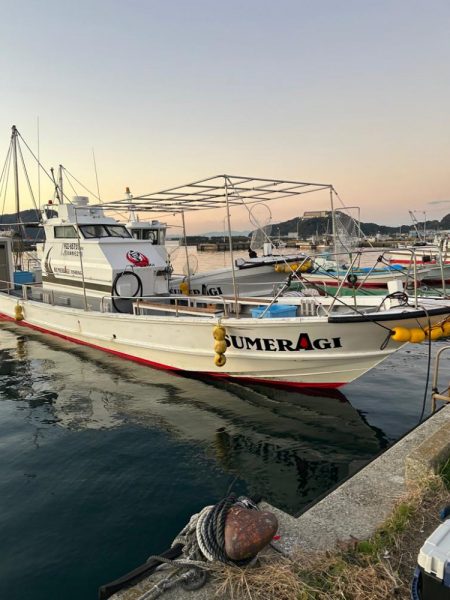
[11,125,25,268]
[438,246,447,297]
[58,164,64,204]
[11,126,20,224]
[37,117,41,207]
[74,207,88,311]
[181,210,191,292]
[412,251,418,308]
[224,177,239,314]
[330,187,339,281]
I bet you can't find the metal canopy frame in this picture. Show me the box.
[90,175,335,310]
[94,174,334,214]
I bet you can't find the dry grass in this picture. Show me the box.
[212,555,304,600]
[210,474,450,600]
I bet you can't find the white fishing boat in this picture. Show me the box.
[386,211,450,284]
[0,171,449,389]
[286,208,443,290]
[387,239,450,284]
[168,250,313,297]
[290,253,442,290]
[124,191,312,297]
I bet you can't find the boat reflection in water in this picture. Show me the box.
[0,323,388,513]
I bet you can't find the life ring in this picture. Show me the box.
[347,273,358,285]
[111,271,143,313]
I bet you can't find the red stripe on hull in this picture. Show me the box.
[0,313,344,389]
[390,259,450,266]
[390,259,434,265]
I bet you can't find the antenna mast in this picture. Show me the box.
[11,125,20,231]
[58,164,64,204]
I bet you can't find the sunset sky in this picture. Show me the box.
[0,0,449,234]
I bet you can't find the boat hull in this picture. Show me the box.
[303,266,445,289]
[0,294,448,388]
[169,255,305,296]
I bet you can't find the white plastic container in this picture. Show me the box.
[417,519,450,598]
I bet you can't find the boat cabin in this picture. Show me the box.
[126,218,167,245]
[36,196,171,311]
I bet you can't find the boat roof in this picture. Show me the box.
[92,175,333,214]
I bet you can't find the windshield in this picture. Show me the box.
[80,224,131,239]
[107,225,131,238]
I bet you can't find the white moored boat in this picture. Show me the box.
[125,194,312,298]
[387,239,450,285]
[0,174,449,389]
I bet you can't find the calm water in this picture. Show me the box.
[0,249,449,599]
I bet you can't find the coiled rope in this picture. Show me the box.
[99,494,260,600]
[142,494,258,599]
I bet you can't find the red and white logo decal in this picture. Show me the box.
[126,250,149,267]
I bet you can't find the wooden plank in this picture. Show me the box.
[133,301,223,316]
[220,296,272,305]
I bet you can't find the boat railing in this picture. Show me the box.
[0,278,15,294]
[431,346,450,412]
[290,247,424,309]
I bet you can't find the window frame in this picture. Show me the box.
[54,225,78,239]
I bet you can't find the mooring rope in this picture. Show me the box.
[131,495,259,600]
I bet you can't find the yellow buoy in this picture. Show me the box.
[213,325,226,341]
[179,281,190,295]
[274,264,284,273]
[214,340,227,354]
[390,327,411,342]
[426,326,444,341]
[214,353,227,367]
[409,328,426,344]
[442,321,450,336]
[299,260,313,273]
[14,304,24,321]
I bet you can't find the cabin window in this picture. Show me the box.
[54,225,77,238]
[130,229,164,244]
[80,224,131,239]
[143,230,161,244]
[106,225,131,238]
[143,230,157,243]
[80,225,108,238]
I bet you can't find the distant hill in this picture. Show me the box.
[0,208,43,242]
[202,230,251,237]
[1,208,449,242]
[273,212,450,238]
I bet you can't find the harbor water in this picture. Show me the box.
[0,247,449,600]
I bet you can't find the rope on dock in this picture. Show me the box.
[99,495,261,600]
